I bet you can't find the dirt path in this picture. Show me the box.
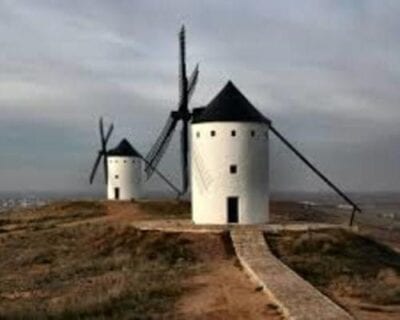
[176,260,283,319]
[0,201,147,238]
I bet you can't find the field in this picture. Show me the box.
[267,229,400,320]
[0,201,282,319]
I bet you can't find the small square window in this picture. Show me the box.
[230,165,237,174]
[231,130,236,137]
[251,130,255,137]
[132,160,135,163]
[123,160,127,163]
[211,130,216,137]
[115,175,119,179]
[196,132,200,138]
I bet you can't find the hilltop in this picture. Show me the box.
[0,201,282,319]
[0,200,399,319]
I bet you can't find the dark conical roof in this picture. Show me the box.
[107,139,141,157]
[192,81,270,124]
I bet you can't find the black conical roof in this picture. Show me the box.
[192,81,270,124]
[107,139,141,157]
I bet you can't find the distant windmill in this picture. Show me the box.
[89,117,113,184]
[144,25,199,195]
[89,117,181,199]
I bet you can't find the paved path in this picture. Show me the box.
[132,219,355,234]
[231,229,354,320]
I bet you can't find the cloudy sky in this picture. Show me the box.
[0,0,399,194]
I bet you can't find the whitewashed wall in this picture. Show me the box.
[107,156,142,200]
[191,122,269,224]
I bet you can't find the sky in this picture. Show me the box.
[0,0,399,194]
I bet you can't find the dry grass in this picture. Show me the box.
[269,201,348,224]
[137,200,191,219]
[0,201,214,319]
[0,201,105,233]
[266,229,400,306]
[0,223,203,319]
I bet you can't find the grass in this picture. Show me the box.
[0,201,202,319]
[267,229,400,305]
[0,201,105,233]
[137,200,191,219]
[0,224,199,319]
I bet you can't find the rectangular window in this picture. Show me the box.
[231,130,236,137]
[251,130,255,137]
[230,165,237,174]
[211,130,216,137]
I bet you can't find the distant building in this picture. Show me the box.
[107,139,142,200]
[191,81,270,224]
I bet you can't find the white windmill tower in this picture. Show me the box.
[190,81,362,225]
[106,139,142,200]
[89,118,181,200]
[89,118,142,200]
[191,81,271,224]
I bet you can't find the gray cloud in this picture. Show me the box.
[0,0,399,193]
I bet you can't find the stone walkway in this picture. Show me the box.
[231,229,354,320]
[132,219,355,234]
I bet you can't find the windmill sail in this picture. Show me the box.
[188,64,199,102]
[180,120,189,192]
[89,117,113,185]
[145,114,178,178]
[144,25,199,195]
[89,152,103,184]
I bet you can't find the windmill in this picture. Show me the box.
[89,117,181,197]
[89,117,114,184]
[144,25,199,195]
[190,81,361,226]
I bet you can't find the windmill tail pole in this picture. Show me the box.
[269,125,361,226]
[139,155,182,197]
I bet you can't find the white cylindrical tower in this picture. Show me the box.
[191,81,270,224]
[107,139,142,200]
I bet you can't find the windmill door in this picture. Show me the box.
[227,197,239,223]
[114,188,120,200]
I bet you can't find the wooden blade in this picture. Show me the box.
[138,152,181,196]
[103,152,108,184]
[104,123,114,145]
[180,121,189,194]
[145,113,179,179]
[89,152,102,184]
[178,25,188,113]
[187,63,199,103]
[99,117,105,146]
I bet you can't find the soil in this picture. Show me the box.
[176,260,283,319]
